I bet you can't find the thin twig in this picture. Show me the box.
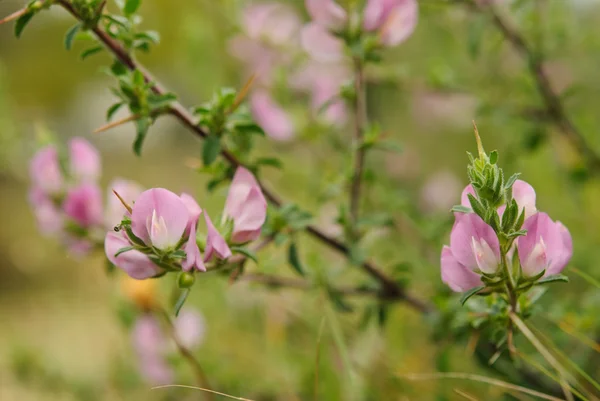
[465,0,600,172]
[54,0,430,313]
[399,372,564,401]
[154,308,214,401]
[349,59,368,228]
[314,316,326,401]
[152,384,255,401]
[454,388,480,401]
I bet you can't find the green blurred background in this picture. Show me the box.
[2,0,600,400]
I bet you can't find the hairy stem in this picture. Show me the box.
[349,59,367,230]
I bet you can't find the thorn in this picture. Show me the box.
[0,7,28,25]
[229,73,256,113]
[472,120,485,159]
[185,158,202,170]
[94,114,140,133]
[112,189,133,214]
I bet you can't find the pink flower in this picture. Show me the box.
[29,146,63,195]
[250,90,295,141]
[29,188,63,235]
[204,213,232,262]
[300,22,344,63]
[180,193,206,272]
[305,0,348,30]
[449,213,501,275]
[105,231,164,279]
[243,3,301,45]
[441,246,482,292]
[223,167,268,244]
[517,213,573,277]
[131,188,190,251]
[511,180,537,218]
[106,179,144,229]
[63,183,104,228]
[132,315,174,385]
[363,0,418,47]
[174,309,206,350]
[69,138,101,183]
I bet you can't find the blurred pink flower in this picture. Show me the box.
[223,167,267,244]
[243,3,301,45]
[250,90,295,141]
[420,171,461,213]
[363,0,418,47]
[105,231,164,280]
[29,146,64,195]
[300,22,344,63]
[29,188,63,235]
[174,309,206,350]
[63,183,104,228]
[106,179,144,229]
[517,213,573,277]
[305,0,347,30]
[69,137,101,183]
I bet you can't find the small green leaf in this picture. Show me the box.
[14,10,35,38]
[123,0,141,16]
[373,140,403,153]
[256,157,283,169]
[106,102,124,121]
[489,150,498,164]
[451,205,472,214]
[174,288,190,316]
[230,246,257,263]
[507,229,527,238]
[460,285,485,305]
[110,61,128,77]
[64,23,81,51]
[287,242,305,276]
[125,227,146,246]
[535,274,569,286]
[114,246,135,257]
[505,173,521,190]
[202,135,221,166]
[148,92,176,111]
[80,46,103,60]
[133,117,150,156]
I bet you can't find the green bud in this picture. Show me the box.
[178,272,195,289]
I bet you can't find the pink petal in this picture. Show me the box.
[460,184,476,208]
[106,178,144,229]
[512,180,537,218]
[441,246,482,292]
[224,168,267,244]
[300,23,344,63]
[29,188,64,235]
[363,0,388,30]
[204,213,232,262]
[180,193,203,235]
[131,315,174,385]
[69,137,101,182]
[29,146,63,195]
[550,221,573,275]
[250,90,295,141]
[305,0,347,30]
[174,309,206,350]
[63,183,104,227]
[243,3,301,44]
[450,213,500,272]
[105,231,164,279]
[182,220,206,272]
[131,188,190,249]
[376,0,418,47]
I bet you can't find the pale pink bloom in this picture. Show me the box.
[63,183,104,228]
[180,193,206,272]
[460,184,477,209]
[131,188,190,251]
[223,167,267,244]
[203,212,232,262]
[462,180,537,219]
[105,179,144,229]
[180,193,203,235]
[29,146,63,195]
[449,213,501,274]
[243,3,301,45]
[363,0,418,47]
[105,231,164,279]
[420,171,461,213]
[305,0,348,30]
[228,36,281,86]
[28,188,63,235]
[132,315,174,385]
[300,23,344,63]
[441,246,482,292]
[174,309,206,350]
[517,213,572,277]
[69,137,101,183]
[250,90,295,141]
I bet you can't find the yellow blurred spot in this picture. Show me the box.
[120,275,157,310]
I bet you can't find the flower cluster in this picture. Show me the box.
[105,167,267,280]
[29,137,104,254]
[441,137,572,297]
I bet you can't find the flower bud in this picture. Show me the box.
[178,272,196,289]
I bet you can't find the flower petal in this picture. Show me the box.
[512,179,537,218]
[63,183,104,227]
[106,178,144,229]
[105,231,164,280]
[174,309,206,350]
[250,90,295,141]
[300,22,344,63]
[305,0,347,30]
[450,213,500,272]
[441,246,482,292]
[204,212,232,262]
[69,137,101,182]
[377,0,418,47]
[182,220,206,272]
[30,145,63,195]
[231,186,267,243]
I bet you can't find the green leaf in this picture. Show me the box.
[230,246,257,263]
[64,23,81,51]
[256,157,283,169]
[467,15,486,59]
[14,10,35,38]
[132,69,145,88]
[125,227,146,246]
[123,0,141,16]
[489,150,498,164]
[460,286,485,305]
[80,46,103,60]
[133,117,150,156]
[173,288,190,317]
[451,205,472,214]
[106,102,124,121]
[535,274,569,286]
[114,246,135,257]
[135,30,160,43]
[467,194,486,221]
[287,242,305,276]
[110,61,128,77]
[505,173,521,190]
[202,135,221,166]
[373,140,403,153]
[507,229,527,238]
[148,92,176,110]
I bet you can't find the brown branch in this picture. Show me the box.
[55,0,432,314]
[466,0,600,172]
